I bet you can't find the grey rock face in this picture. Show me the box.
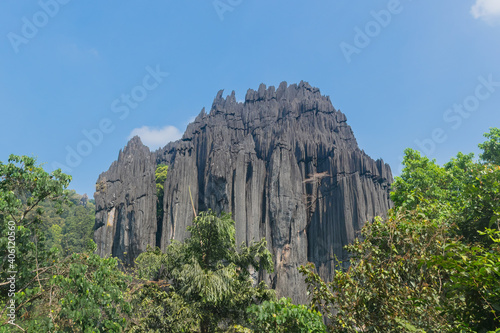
[94,137,158,265]
[94,81,393,304]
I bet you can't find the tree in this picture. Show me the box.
[37,190,96,255]
[479,127,500,166]
[155,164,168,247]
[60,202,95,255]
[1,155,71,330]
[457,162,500,245]
[389,128,500,331]
[246,297,326,333]
[155,164,168,198]
[0,240,132,333]
[300,212,457,332]
[432,228,500,331]
[48,241,132,332]
[133,210,275,333]
[390,148,475,221]
[0,155,130,332]
[128,281,198,332]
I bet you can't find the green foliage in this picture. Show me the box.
[479,127,500,166]
[155,164,168,247]
[390,148,475,221]
[390,148,452,212]
[300,212,456,332]
[155,164,168,198]
[455,163,500,245]
[40,190,95,255]
[432,228,500,331]
[246,297,326,333]
[1,155,71,316]
[59,203,95,254]
[49,241,132,332]
[133,210,275,333]
[226,325,253,333]
[0,156,129,332]
[1,242,131,332]
[392,146,500,245]
[129,282,198,333]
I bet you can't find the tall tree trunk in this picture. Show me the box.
[200,316,210,333]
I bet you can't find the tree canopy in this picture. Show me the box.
[246,297,326,332]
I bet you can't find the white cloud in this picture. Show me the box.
[128,125,183,149]
[471,0,500,24]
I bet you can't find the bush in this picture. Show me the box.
[247,297,326,333]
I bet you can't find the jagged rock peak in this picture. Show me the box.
[243,80,326,104]
[123,135,149,153]
[94,81,393,305]
[209,81,332,113]
[194,107,207,122]
[189,81,338,143]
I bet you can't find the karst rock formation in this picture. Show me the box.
[93,81,393,304]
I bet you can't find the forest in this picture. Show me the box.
[1,128,500,332]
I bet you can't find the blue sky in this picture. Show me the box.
[1,0,499,197]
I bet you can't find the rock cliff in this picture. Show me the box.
[94,81,393,304]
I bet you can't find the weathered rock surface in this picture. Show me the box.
[94,137,157,264]
[94,81,393,303]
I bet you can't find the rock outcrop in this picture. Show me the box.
[94,81,393,304]
[94,137,157,263]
